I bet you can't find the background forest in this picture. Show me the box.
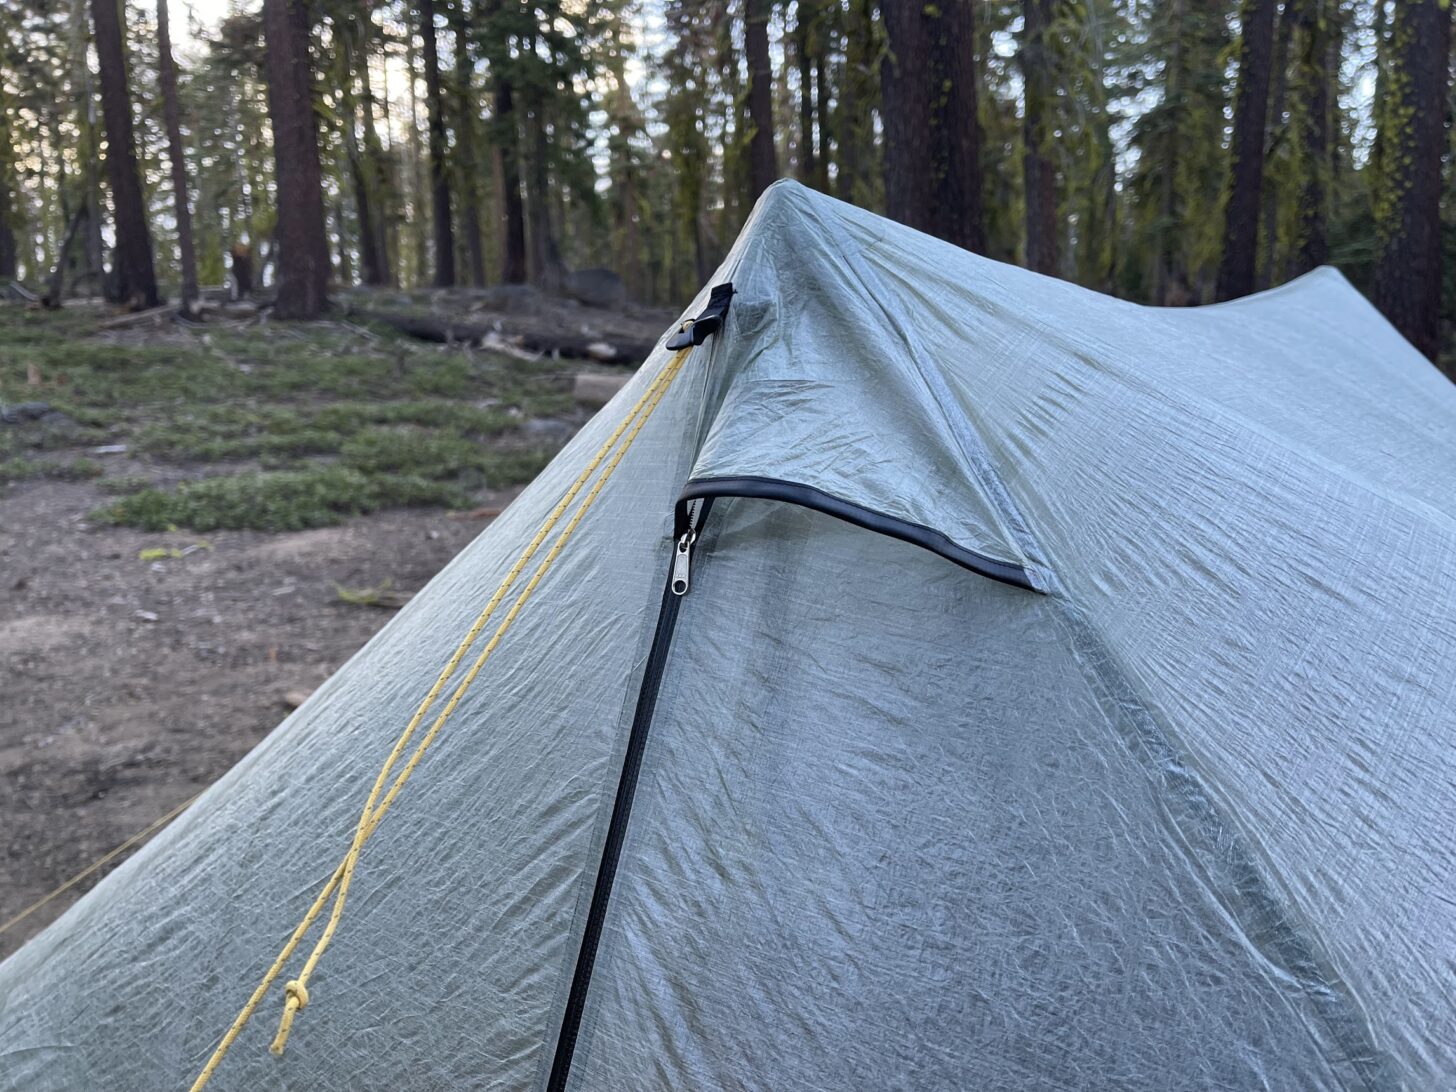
[0,0,1453,367]
[0,0,1454,969]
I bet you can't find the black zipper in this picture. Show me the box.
[545,496,714,1092]
[677,476,1037,592]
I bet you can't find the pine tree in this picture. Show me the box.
[356,14,394,285]
[1021,0,1060,275]
[1257,0,1298,289]
[745,0,777,201]
[336,9,389,288]
[664,1,713,285]
[1290,0,1332,275]
[156,0,197,311]
[483,0,527,283]
[1127,0,1231,304]
[90,0,158,308]
[1372,0,1452,363]
[419,0,456,286]
[0,81,17,280]
[794,0,820,186]
[880,0,985,252]
[261,0,329,317]
[834,0,878,206]
[1215,0,1277,300]
[450,0,486,287]
[1059,0,1123,292]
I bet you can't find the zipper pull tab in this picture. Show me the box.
[671,530,695,596]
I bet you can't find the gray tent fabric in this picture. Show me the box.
[2,180,1453,1090]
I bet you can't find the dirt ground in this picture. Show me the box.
[0,473,523,957]
[0,289,665,959]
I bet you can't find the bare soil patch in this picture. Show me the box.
[0,473,517,956]
[0,291,662,957]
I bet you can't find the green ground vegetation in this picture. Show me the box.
[0,307,577,530]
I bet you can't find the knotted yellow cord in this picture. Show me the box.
[190,347,692,1091]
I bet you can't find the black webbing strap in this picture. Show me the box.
[665,282,734,349]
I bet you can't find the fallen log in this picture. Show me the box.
[573,372,631,407]
[363,310,654,365]
[96,304,174,331]
[195,299,260,319]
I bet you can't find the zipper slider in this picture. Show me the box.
[671,530,695,596]
[670,497,704,597]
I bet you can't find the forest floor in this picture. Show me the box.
[0,290,671,957]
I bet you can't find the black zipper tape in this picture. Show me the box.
[545,497,714,1092]
[677,475,1036,592]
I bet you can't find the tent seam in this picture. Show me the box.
[1049,598,1398,1092]
[809,203,1057,594]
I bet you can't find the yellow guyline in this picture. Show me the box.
[191,344,694,1092]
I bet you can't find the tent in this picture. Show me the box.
[2,180,1454,1090]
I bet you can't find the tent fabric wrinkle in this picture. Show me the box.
[1,180,1453,1091]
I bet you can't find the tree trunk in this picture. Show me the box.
[404,23,431,284]
[620,164,641,300]
[880,5,935,232]
[1292,0,1330,275]
[230,243,254,299]
[814,36,830,191]
[157,0,198,311]
[835,0,874,203]
[51,114,69,281]
[520,24,561,288]
[451,0,486,287]
[745,0,778,201]
[1372,0,1452,364]
[0,185,15,280]
[339,19,390,291]
[341,26,385,287]
[1076,5,1118,292]
[1215,0,1277,300]
[356,18,395,285]
[1154,0,1188,304]
[493,92,527,284]
[603,27,642,300]
[419,0,456,286]
[484,0,526,283]
[934,1,985,252]
[494,81,528,285]
[90,0,159,309]
[1369,0,1388,180]
[881,0,985,252]
[0,108,16,280]
[835,60,859,203]
[44,208,86,308]
[333,198,353,283]
[527,97,563,289]
[261,0,330,318]
[1021,0,1059,275]
[71,0,106,286]
[1257,0,1298,290]
[796,0,817,185]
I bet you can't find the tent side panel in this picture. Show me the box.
[0,342,714,1091]
[926,304,1456,1085]
[565,499,1371,1091]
